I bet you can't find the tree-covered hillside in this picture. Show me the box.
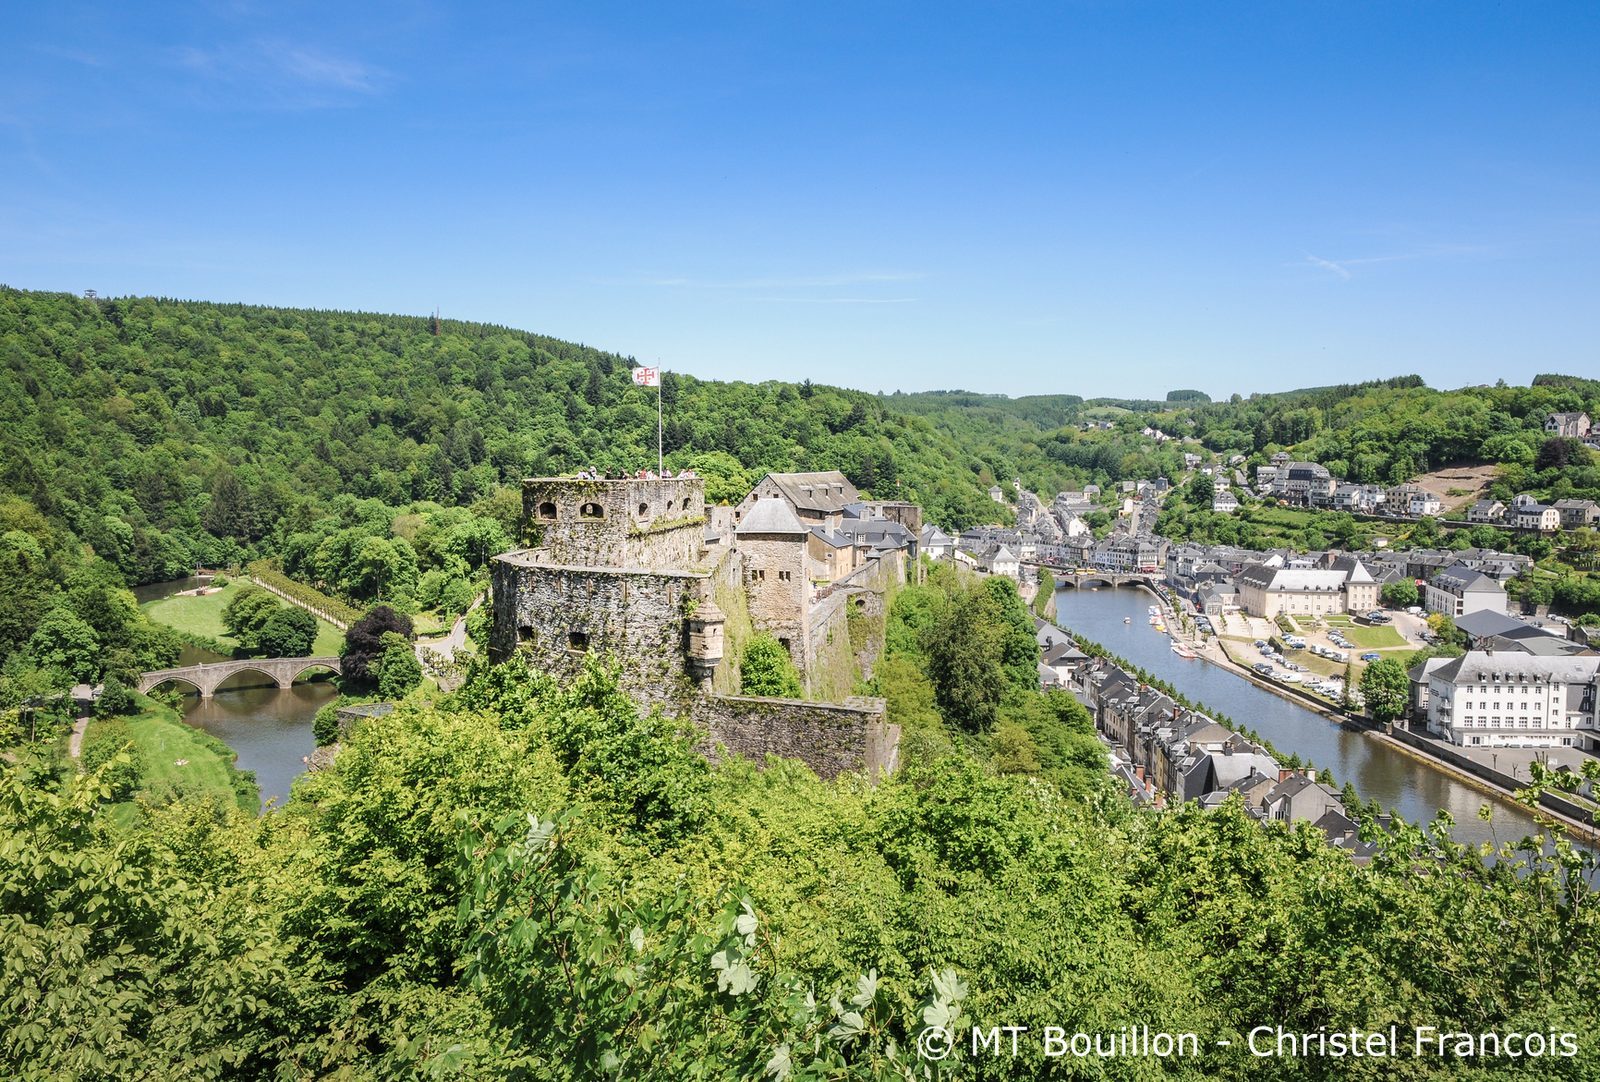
[0,288,1012,588]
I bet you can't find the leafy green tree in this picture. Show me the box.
[1360,657,1410,723]
[25,606,100,683]
[221,586,280,650]
[376,631,423,699]
[312,701,343,746]
[255,607,318,657]
[1380,579,1418,607]
[739,633,802,697]
[93,675,133,717]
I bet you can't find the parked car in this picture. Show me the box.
[1360,651,1382,662]
[1252,662,1273,675]
[1406,606,1424,616]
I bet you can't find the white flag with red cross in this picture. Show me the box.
[632,366,661,387]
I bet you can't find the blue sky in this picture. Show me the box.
[3,2,1597,398]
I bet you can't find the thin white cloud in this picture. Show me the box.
[173,39,387,107]
[1298,243,1497,280]
[1304,253,1351,280]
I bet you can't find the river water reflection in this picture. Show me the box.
[135,577,333,810]
[1053,585,1542,848]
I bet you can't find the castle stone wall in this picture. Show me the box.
[805,590,855,701]
[739,534,810,669]
[692,694,898,780]
[523,477,706,569]
[491,555,706,705]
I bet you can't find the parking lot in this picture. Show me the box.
[1208,605,1428,705]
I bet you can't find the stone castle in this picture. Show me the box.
[489,471,908,779]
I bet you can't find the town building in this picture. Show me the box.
[1234,561,1379,618]
[1423,564,1508,619]
[1467,499,1506,524]
[1545,412,1592,440]
[1554,499,1600,530]
[1423,652,1600,750]
[737,471,859,529]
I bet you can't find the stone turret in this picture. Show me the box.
[684,599,726,686]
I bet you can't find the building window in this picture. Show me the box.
[580,502,604,519]
[537,501,557,520]
[778,570,792,582]
[568,630,590,652]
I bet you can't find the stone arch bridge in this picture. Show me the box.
[1033,568,1158,592]
[138,656,341,699]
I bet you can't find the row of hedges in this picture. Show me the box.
[246,560,367,629]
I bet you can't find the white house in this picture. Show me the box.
[1424,564,1508,619]
[1425,652,1600,750]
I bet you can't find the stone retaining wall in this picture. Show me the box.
[693,693,898,780]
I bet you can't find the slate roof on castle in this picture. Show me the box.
[761,471,860,515]
[736,496,808,536]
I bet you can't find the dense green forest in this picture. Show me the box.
[0,287,1014,591]
[6,561,1598,1079]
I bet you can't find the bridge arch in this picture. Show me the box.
[141,674,205,697]
[283,659,341,686]
[137,656,344,700]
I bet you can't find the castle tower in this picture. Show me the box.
[736,497,811,673]
[684,598,727,689]
[521,476,706,568]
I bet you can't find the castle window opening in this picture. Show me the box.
[580,502,604,519]
[518,623,534,641]
[778,637,792,652]
[639,502,649,516]
[682,497,691,510]
[568,630,590,652]
[778,570,792,582]
[537,501,557,520]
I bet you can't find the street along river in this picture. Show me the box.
[1054,585,1544,848]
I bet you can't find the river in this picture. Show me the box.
[1053,585,1543,848]
[135,576,335,810]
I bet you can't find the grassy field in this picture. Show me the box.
[82,693,257,816]
[1339,624,1409,649]
[143,581,344,655]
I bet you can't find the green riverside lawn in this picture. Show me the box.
[82,693,258,823]
[142,581,345,656]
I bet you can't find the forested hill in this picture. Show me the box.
[5,286,1596,598]
[0,287,1013,586]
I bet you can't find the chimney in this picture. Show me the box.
[1134,765,1145,783]
[1278,768,1293,782]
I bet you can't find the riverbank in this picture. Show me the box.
[79,693,260,822]
[1142,590,1600,844]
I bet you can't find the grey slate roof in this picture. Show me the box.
[760,471,860,514]
[736,497,808,536]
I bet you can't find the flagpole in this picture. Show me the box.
[656,365,663,476]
